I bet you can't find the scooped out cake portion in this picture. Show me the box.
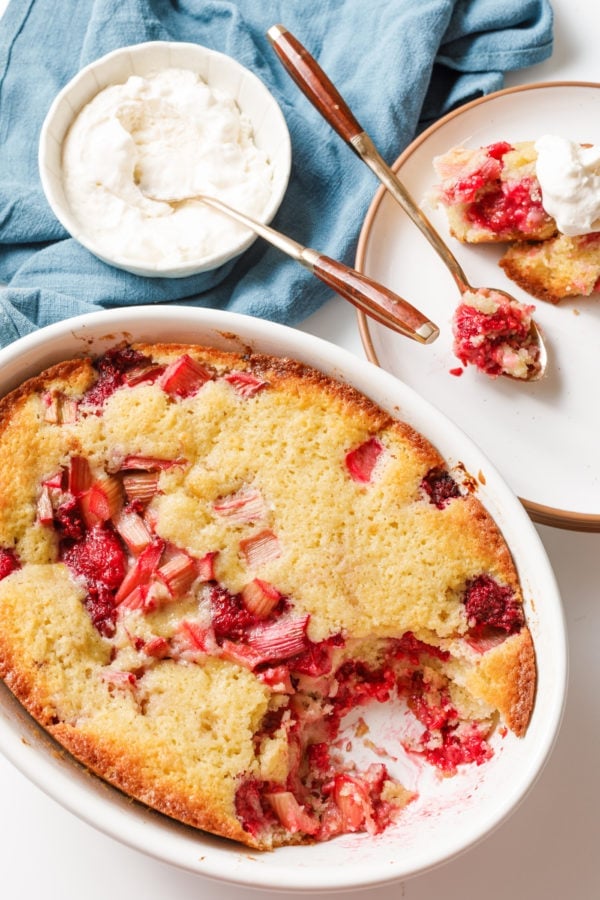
[0,344,536,849]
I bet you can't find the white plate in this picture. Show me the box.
[356,82,600,532]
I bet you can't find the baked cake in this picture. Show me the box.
[0,344,536,849]
[452,289,540,378]
[499,232,600,303]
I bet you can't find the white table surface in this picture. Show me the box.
[1,1,598,898]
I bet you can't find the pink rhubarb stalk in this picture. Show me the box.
[345,437,385,484]
[158,354,212,398]
[212,488,267,523]
[240,529,281,567]
[241,578,282,619]
[223,371,268,398]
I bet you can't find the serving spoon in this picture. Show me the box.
[267,24,547,381]
[145,192,439,344]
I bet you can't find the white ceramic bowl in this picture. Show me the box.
[0,307,566,892]
[38,41,291,277]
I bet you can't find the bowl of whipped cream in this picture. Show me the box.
[38,41,292,278]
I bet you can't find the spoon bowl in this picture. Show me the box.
[267,24,548,382]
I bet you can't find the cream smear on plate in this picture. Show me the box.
[535,135,600,235]
[61,68,274,269]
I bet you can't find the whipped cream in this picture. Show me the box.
[534,135,600,236]
[62,68,274,269]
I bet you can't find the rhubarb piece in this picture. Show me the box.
[112,508,152,554]
[241,579,282,619]
[288,633,343,677]
[332,773,378,834]
[195,550,218,582]
[67,456,92,496]
[224,370,268,398]
[122,470,161,505]
[156,549,197,598]
[240,529,281,568]
[179,620,209,650]
[392,632,450,664]
[143,635,170,658]
[36,486,55,525]
[255,665,294,694]
[158,354,212,398]
[123,363,165,386]
[345,436,384,483]
[42,390,77,424]
[212,487,267,523]
[120,455,187,472]
[115,539,165,605]
[243,615,310,664]
[265,791,319,836]
[80,475,123,526]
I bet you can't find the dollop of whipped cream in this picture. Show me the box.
[62,68,274,269]
[534,135,600,236]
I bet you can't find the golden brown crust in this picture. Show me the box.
[49,723,256,847]
[499,233,600,303]
[464,629,536,737]
[500,250,562,303]
[0,357,94,426]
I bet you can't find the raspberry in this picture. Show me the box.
[61,525,126,590]
[210,584,258,642]
[0,547,20,580]
[83,347,150,408]
[463,574,525,633]
[421,468,461,509]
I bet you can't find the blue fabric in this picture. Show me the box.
[0,0,554,348]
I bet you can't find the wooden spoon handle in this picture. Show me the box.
[267,24,363,143]
[310,253,438,344]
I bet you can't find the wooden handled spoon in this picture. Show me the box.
[267,24,547,380]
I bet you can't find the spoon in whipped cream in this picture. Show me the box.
[267,24,547,382]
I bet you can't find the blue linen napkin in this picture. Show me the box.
[0,0,553,348]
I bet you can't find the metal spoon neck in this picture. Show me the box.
[350,132,470,290]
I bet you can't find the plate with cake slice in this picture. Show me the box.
[356,82,600,531]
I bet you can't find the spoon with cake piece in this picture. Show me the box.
[267,24,547,382]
